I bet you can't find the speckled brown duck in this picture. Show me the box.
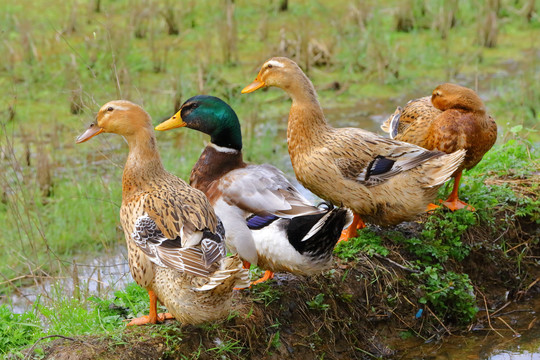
[381,83,497,211]
[155,95,352,285]
[76,100,249,325]
[242,57,466,241]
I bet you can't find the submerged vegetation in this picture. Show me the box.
[0,0,539,358]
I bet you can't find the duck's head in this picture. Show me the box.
[241,57,303,94]
[76,100,152,143]
[431,83,485,113]
[155,95,242,150]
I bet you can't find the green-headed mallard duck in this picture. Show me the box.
[381,83,497,211]
[155,95,352,283]
[76,100,249,325]
[242,57,466,241]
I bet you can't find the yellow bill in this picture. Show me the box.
[155,111,187,131]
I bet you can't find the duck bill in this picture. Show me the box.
[76,123,104,143]
[241,77,265,94]
[155,111,187,131]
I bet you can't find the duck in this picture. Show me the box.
[76,100,249,325]
[241,57,467,241]
[155,95,352,284]
[381,83,497,211]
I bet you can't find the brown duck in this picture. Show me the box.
[381,83,497,211]
[242,57,466,241]
[76,100,249,325]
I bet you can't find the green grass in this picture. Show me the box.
[0,282,155,357]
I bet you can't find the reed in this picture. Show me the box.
[36,143,52,199]
[395,0,415,32]
[478,0,499,48]
[160,1,180,36]
[433,0,458,40]
[220,0,238,65]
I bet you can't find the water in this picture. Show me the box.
[390,296,540,359]
[1,246,131,314]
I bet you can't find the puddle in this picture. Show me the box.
[392,297,540,360]
[1,246,131,314]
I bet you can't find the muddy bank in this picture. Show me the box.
[17,175,539,360]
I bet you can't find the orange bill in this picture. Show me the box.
[155,111,187,131]
[241,78,265,94]
[76,123,104,143]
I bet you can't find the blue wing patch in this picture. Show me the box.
[246,214,279,230]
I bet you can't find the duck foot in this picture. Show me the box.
[126,313,174,326]
[440,198,475,212]
[252,271,274,285]
[338,213,365,242]
[425,203,440,212]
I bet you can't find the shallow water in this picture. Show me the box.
[1,246,130,314]
[390,296,540,360]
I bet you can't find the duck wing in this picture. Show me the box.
[131,214,226,277]
[214,164,323,217]
[142,178,218,246]
[132,177,225,277]
[334,133,446,187]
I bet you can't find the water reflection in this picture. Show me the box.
[2,246,130,314]
[394,297,540,360]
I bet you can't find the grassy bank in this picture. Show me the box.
[2,138,538,358]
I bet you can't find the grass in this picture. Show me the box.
[0,282,148,357]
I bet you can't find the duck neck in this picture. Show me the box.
[190,143,246,196]
[122,128,166,200]
[285,73,330,156]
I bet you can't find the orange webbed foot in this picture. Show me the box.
[126,312,174,326]
[426,203,440,212]
[440,198,475,212]
[251,270,274,286]
[338,214,366,243]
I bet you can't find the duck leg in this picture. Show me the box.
[252,270,275,285]
[441,170,475,211]
[126,290,174,326]
[338,213,365,242]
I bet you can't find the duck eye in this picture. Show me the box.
[107,107,114,112]
[267,63,273,69]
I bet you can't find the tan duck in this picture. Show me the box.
[76,100,249,325]
[242,57,466,241]
[381,83,497,211]
[155,95,352,284]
